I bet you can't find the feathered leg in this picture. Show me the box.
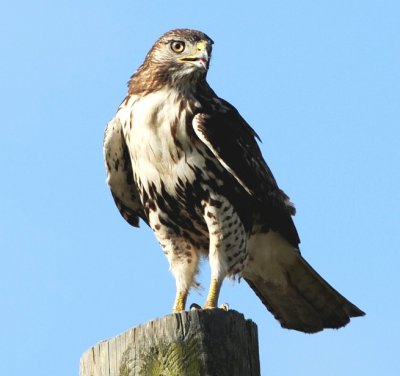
[149,218,199,313]
[166,241,199,312]
[202,195,247,309]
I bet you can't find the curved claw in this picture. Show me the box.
[219,303,229,311]
[190,303,202,311]
[190,302,229,311]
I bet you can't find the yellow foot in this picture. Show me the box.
[172,290,188,313]
[204,277,221,309]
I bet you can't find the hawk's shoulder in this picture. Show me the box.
[193,97,294,211]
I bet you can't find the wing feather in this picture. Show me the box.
[192,99,299,246]
[103,117,147,227]
[193,103,280,200]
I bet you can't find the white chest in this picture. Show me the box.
[117,90,204,192]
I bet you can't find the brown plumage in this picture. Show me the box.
[103,28,365,333]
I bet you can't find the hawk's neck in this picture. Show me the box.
[128,65,213,99]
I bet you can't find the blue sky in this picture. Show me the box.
[1,1,399,375]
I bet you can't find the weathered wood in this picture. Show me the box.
[80,309,260,376]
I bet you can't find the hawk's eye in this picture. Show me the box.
[170,41,185,54]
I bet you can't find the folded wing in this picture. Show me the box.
[103,117,147,227]
[192,99,365,332]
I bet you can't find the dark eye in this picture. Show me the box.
[170,41,185,53]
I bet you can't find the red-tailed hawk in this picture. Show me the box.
[104,28,364,333]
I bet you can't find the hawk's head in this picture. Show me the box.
[129,29,214,95]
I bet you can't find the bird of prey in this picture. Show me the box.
[103,28,364,333]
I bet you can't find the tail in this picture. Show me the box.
[242,231,365,333]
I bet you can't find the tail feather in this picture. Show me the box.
[243,231,365,333]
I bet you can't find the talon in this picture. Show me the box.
[219,303,229,311]
[190,303,201,311]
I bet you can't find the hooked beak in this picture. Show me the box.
[178,41,209,70]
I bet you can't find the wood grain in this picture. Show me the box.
[80,309,260,376]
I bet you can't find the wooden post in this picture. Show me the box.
[80,309,260,376]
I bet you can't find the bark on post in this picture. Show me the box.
[80,309,260,376]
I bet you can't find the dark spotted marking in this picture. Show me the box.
[114,158,120,171]
[208,197,223,208]
[147,182,157,199]
[158,215,181,235]
[178,98,188,114]
[149,200,156,211]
